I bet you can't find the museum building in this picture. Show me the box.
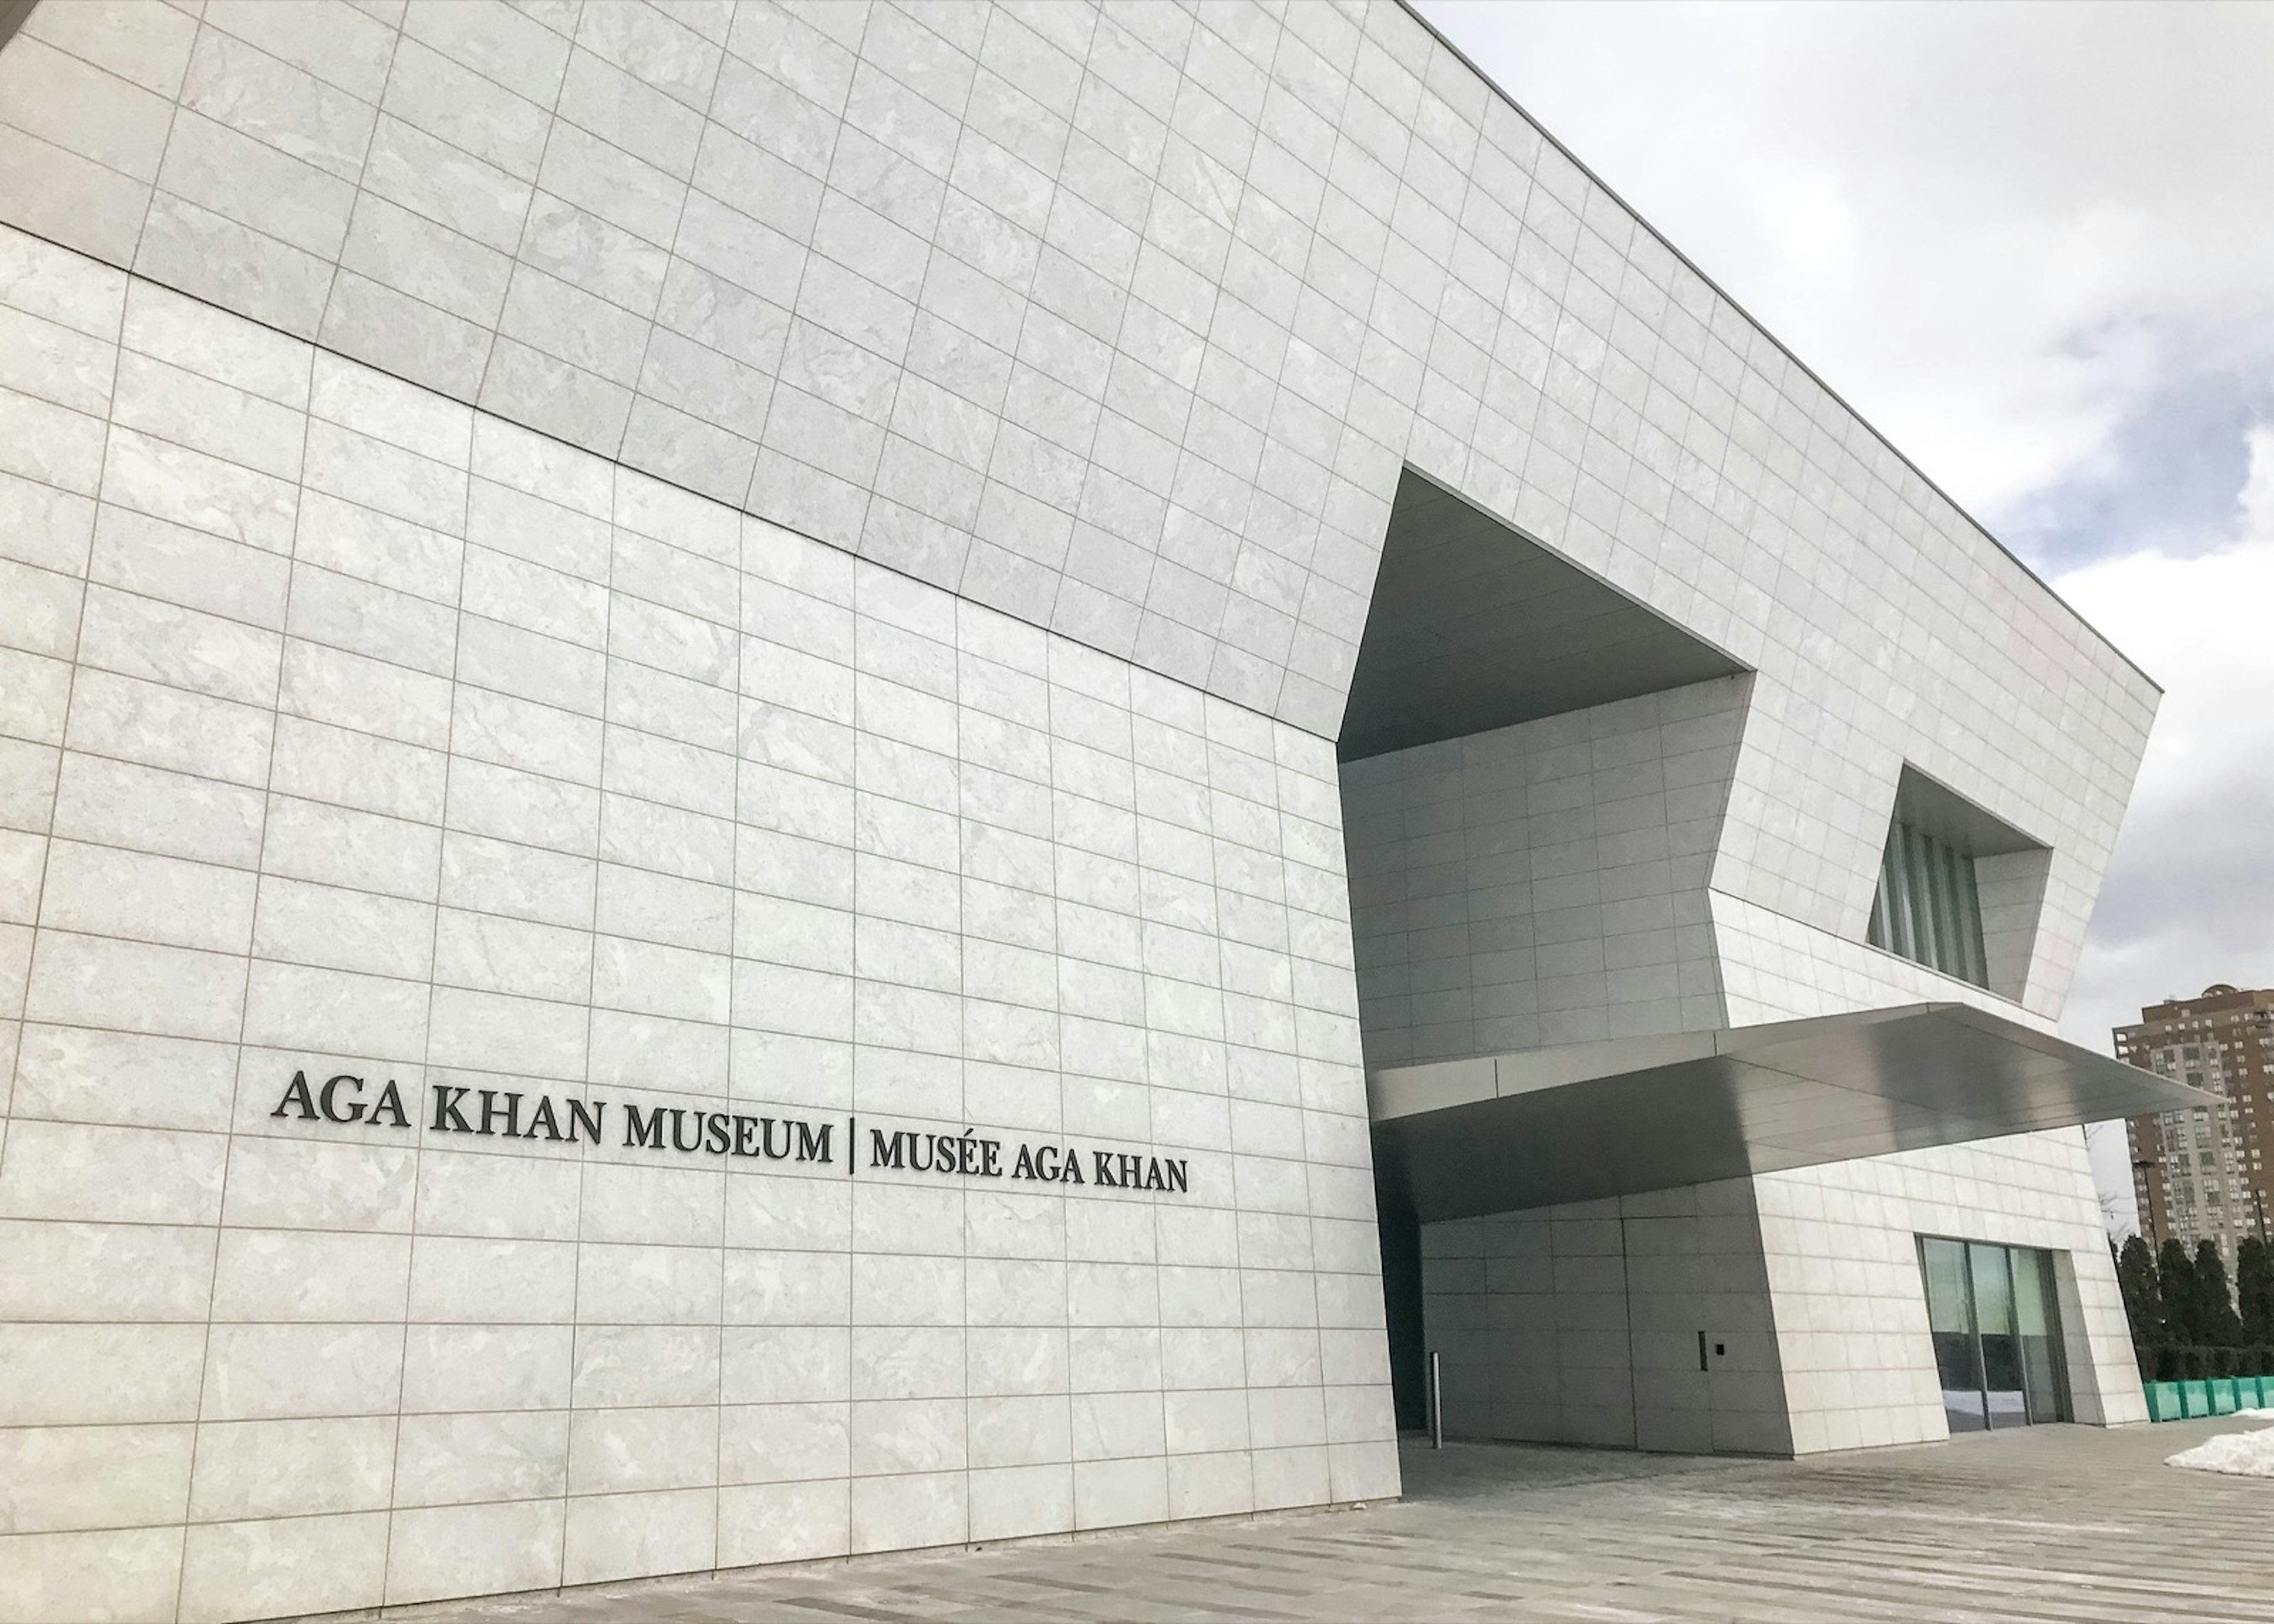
[0,0,2195,1619]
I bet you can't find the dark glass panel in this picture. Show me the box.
[2010,1247,2069,1424]
[1921,1238,1986,1432]
[1970,1242,2028,1429]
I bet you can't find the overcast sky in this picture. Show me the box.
[1415,0,2274,1229]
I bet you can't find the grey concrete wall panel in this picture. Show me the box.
[1422,1179,1793,1455]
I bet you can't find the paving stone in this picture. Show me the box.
[329,1425,2274,1623]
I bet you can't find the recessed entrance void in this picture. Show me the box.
[1340,471,1759,1434]
[1338,470,2202,1440]
[1337,471,1748,764]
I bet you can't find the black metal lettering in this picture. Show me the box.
[1165,1159,1188,1195]
[734,1115,762,1157]
[431,1085,473,1133]
[271,1070,319,1121]
[796,1121,832,1164]
[1093,1150,1117,1187]
[526,1095,564,1142]
[624,1104,666,1150]
[869,1128,906,1169]
[317,1074,365,1123]
[704,1111,731,1155]
[670,1108,702,1153]
[567,1098,603,1144]
[476,1089,520,1138]
[368,1080,410,1129]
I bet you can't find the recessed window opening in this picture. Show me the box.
[1919,1236,2070,1433]
[1868,820,1989,986]
[1863,765,2048,996]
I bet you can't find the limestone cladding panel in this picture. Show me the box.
[0,0,2156,1025]
[1418,1128,2138,1461]
[0,223,1395,1623]
[1340,674,1747,1066]
[1711,889,2066,1038]
[1753,1129,2147,1454]
[1421,1177,1792,1458]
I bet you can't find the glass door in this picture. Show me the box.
[1918,1237,2070,1433]
[2010,1246,2070,1424]
[1970,1242,2027,1429]
[1922,1237,1986,1433]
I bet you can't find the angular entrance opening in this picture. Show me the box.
[1337,474,2190,1448]
[1337,471,1750,1432]
[1337,472,1748,766]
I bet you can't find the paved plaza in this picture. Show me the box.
[343,1422,2274,1623]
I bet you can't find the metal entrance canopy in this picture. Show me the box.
[1369,1002,2207,1223]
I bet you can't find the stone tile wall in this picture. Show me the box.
[1340,675,1747,1066]
[0,222,1394,1623]
[1754,1131,2147,1453]
[1421,1128,2140,1459]
[0,0,2168,1611]
[1421,1178,1792,1456]
[0,1,2157,1032]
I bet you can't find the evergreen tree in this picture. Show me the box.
[2118,1234,2163,1357]
[2240,1235,2274,1345]
[2196,1238,2244,1346]
[2160,1238,2199,1345]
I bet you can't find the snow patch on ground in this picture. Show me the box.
[2167,1419,2274,1477]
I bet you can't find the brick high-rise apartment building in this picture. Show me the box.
[2121,986,2274,1258]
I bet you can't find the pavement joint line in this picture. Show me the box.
[327,1424,2274,1624]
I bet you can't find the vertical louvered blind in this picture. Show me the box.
[1866,820,1989,988]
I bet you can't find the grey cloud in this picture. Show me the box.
[2006,368,2274,573]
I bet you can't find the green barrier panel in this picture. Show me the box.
[2138,1377,2274,1420]
[2144,1381,2185,1421]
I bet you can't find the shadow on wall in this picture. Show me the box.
[1417,1184,1793,1456]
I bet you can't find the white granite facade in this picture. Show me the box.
[1753,1131,2147,1453]
[0,224,1391,1622]
[0,0,2156,1029]
[0,1,2163,1619]
[1422,1177,1791,1456]
[1419,1131,2145,1459]
[1341,675,1748,1067]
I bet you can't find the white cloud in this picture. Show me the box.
[2055,427,2274,1025]
[1415,0,2274,541]
[2059,433,2274,1229]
